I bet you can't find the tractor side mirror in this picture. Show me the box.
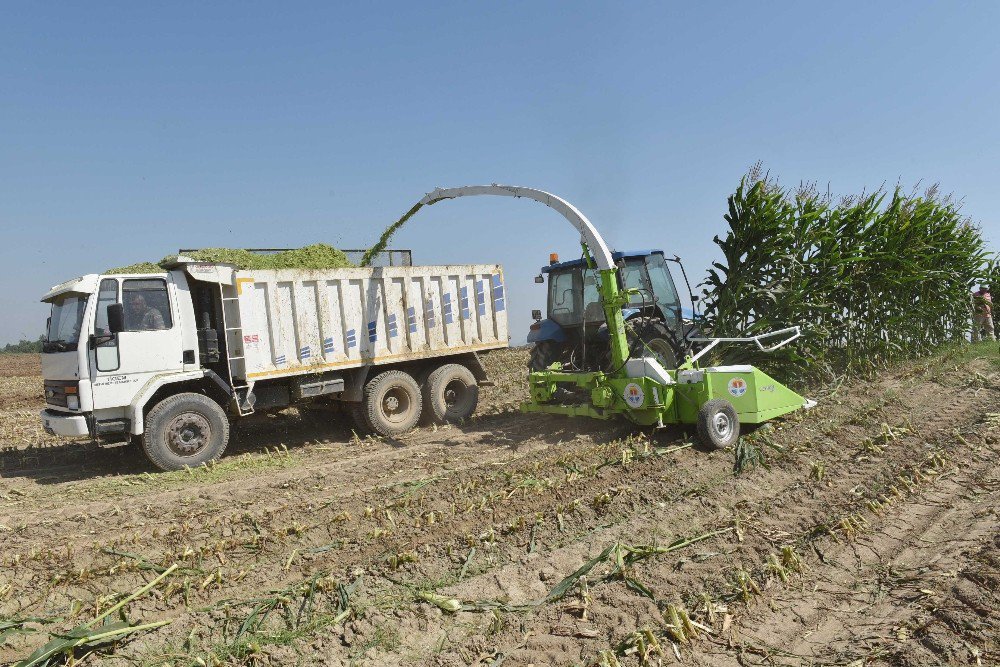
[531,309,542,321]
[534,274,544,284]
[691,296,699,302]
[107,303,125,334]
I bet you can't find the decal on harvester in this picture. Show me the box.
[728,377,748,397]
[623,382,645,408]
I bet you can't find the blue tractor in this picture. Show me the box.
[527,250,702,372]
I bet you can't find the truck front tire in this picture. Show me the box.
[423,363,478,424]
[364,370,422,437]
[142,392,230,471]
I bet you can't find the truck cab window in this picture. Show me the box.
[123,279,172,331]
[45,294,88,350]
[94,279,118,335]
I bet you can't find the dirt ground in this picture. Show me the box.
[1,345,997,666]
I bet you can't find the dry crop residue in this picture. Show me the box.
[1,345,997,666]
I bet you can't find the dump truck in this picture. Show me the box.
[39,254,509,470]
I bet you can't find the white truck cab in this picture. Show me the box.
[40,270,210,440]
[39,258,509,471]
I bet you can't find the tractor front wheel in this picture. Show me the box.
[696,399,740,450]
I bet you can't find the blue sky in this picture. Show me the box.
[1,1,997,345]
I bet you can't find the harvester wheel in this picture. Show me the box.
[142,392,230,471]
[423,363,479,424]
[696,399,740,450]
[626,317,679,369]
[363,370,422,437]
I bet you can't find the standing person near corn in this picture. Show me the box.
[971,286,995,342]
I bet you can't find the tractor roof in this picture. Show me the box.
[541,249,663,273]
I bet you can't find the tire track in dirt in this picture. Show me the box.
[1,348,996,666]
[695,436,999,666]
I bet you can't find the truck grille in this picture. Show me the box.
[44,380,77,407]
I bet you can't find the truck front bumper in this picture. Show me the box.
[40,409,91,438]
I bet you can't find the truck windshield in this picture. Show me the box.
[45,294,88,352]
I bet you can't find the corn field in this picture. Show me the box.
[701,167,993,382]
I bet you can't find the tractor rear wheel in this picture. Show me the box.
[528,341,560,371]
[626,317,680,369]
[696,399,740,450]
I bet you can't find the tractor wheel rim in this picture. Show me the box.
[167,412,211,456]
[382,388,410,424]
[713,412,732,439]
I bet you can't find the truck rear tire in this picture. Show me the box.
[423,363,478,424]
[696,398,740,450]
[347,402,372,435]
[142,392,230,471]
[364,370,422,437]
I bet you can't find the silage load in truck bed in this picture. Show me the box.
[107,243,355,273]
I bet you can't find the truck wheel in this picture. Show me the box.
[423,363,478,424]
[347,402,372,435]
[142,392,230,471]
[627,317,680,369]
[364,370,422,437]
[696,399,740,450]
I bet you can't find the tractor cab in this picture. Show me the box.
[528,250,693,372]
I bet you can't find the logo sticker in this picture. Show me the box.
[728,377,748,397]
[623,382,645,408]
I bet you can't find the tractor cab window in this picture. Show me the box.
[548,270,578,326]
[622,259,652,307]
[645,254,681,325]
[581,270,604,322]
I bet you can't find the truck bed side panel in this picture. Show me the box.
[232,265,508,381]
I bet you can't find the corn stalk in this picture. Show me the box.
[702,168,991,383]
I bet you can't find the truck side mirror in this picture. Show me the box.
[531,309,542,321]
[534,274,544,284]
[691,296,699,302]
[107,303,125,334]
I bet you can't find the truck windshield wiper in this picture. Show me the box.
[43,339,73,353]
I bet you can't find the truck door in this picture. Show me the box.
[90,276,185,411]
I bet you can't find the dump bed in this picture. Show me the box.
[187,263,509,383]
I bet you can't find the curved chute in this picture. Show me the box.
[418,184,615,270]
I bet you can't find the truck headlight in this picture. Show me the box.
[67,395,80,410]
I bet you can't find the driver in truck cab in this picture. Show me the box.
[126,292,165,330]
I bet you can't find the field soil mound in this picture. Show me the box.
[1,345,997,666]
